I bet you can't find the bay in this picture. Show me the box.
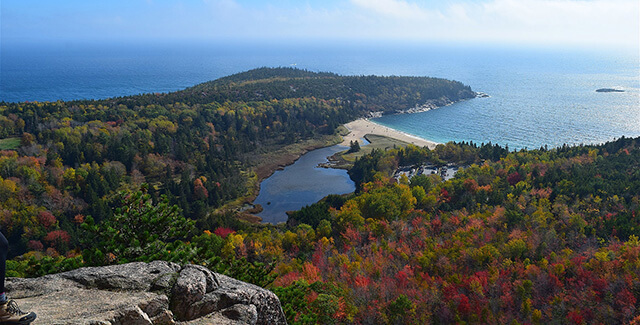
[2,40,637,150]
[371,47,640,150]
[3,40,638,223]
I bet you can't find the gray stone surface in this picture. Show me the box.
[171,266,207,320]
[6,262,286,325]
[59,261,181,291]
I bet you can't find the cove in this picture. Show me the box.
[255,145,355,224]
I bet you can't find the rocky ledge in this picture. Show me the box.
[6,261,287,325]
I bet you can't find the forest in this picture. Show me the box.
[1,68,638,323]
[0,67,474,256]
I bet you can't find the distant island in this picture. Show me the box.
[596,88,625,92]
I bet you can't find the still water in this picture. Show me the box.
[254,145,354,224]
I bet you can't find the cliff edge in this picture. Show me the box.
[6,261,287,325]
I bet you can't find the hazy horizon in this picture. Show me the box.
[2,0,638,52]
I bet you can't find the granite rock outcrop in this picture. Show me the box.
[6,261,286,325]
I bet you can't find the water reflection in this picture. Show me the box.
[255,145,355,224]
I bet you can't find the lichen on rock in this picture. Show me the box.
[6,261,286,325]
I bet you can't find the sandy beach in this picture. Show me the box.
[341,119,439,149]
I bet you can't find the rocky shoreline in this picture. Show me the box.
[367,92,487,118]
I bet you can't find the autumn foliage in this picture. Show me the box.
[0,69,638,323]
[267,138,640,324]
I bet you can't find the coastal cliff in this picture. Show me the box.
[6,261,287,324]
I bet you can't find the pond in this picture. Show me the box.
[254,145,355,224]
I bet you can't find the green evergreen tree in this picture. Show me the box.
[348,140,361,153]
[81,184,195,265]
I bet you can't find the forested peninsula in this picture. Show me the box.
[0,67,473,256]
[0,68,638,324]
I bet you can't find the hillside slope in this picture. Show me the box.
[0,68,474,259]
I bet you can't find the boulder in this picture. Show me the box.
[6,262,286,325]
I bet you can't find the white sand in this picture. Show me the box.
[340,118,439,149]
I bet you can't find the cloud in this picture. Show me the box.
[199,0,354,39]
[349,0,431,20]
[474,0,638,46]
[345,0,639,47]
[3,0,635,49]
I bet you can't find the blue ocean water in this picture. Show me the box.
[2,40,639,150]
[3,40,638,222]
[371,47,640,150]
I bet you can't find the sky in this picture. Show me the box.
[1,0,638,50]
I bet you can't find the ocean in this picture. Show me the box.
[2,40,639,150]
[3,40,638,223]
